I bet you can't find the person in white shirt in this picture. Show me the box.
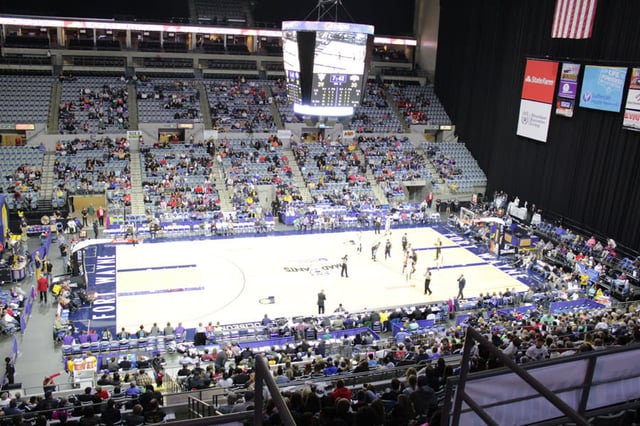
[525,338,548,361]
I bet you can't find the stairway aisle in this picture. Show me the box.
[47,80,62,134]
[126,82,139,130]
[40,152,57,200]
[210,161,233,211]
[127,150,146,216]
[197,82,213,130]
[364,168,390,206]
[282,147,312,203]
[384,90,410,133]
[262,84,284,129]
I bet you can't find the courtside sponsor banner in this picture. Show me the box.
[558,63,580,98]
[517,99,553,142]
[623,110,640,131]
[625,89,640,111]
[623,68,640,131]
[579,65,628,112]
[556,62,581,117]
[556,98,576,118]
[521,59,559,104]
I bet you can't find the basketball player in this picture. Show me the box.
[405,255,414,282]
[384,216,392,236]
[434,238,442,261]
[435,251,444,271]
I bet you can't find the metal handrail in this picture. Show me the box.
[448,327,589,426]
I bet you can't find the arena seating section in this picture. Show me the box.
[425,141,487,192]
[194,0,248,26]
[137,78,202,123]
[388,83,453,128]
[0,74,54,123]
[141,144,219,217]
[0,146,44,210]
[58,76,130,134]
[206,78,276,133]
[53,138,131,197]
[218,137,299,213]
[359,136,432,202]
[294,140,379,207]
[350,81,405,133]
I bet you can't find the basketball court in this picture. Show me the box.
[79,225,531,333]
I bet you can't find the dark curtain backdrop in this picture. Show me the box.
[434,0,640,249]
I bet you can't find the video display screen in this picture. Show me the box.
[282,30,302,105]
[310,31,368,108]
[281,21,374,116]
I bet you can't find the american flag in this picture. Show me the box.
[552,0,598,39]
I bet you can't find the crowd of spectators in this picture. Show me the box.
[464,192,637,302]
[372,46,408,62]
[291,137,378,208]
[0,287,26,335]
[136,78,200,121]
[207,77,276,133]
[387,84,453,128]
[0,145,45,211]
[141,144,219,217]
[390,85,432,125]
[425,144,462,180]
[0,381,165,425]
[350,82,404,134]
[358,135,431,202]
[3,165,42,211]
[58,79,129,134]
[53,290,640,425]
[424,142,487,193]
[53,137,131,198]
[216,136,302,215]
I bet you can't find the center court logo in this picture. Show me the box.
[283,257,341,274]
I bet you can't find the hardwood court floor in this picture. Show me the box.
[108,226,530,331]
[7,224,531,393]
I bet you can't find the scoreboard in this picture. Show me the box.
[311,73,363,108]
[282,21,374,117]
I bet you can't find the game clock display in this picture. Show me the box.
[311,73,363,107]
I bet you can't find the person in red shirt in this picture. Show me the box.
[43,372,61,393]
[94,385,110,400]
[37,275,49,304]
[330,379,352,402]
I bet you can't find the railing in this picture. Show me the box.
[162,354,294,426]
[441,327,640,426]
[186,395,214,419]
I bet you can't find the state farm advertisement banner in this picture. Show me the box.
[623,68,640,131]
[518,59,559,142]
[556,63,581,117]
[521,59,559,103]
